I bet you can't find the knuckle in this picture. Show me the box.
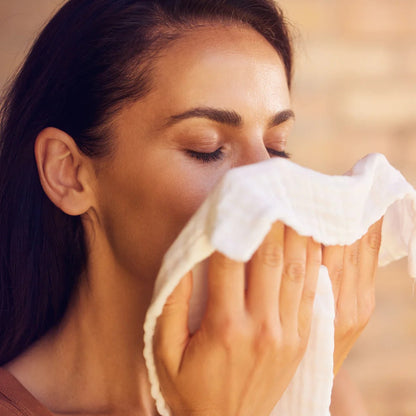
[253,322,281,354]
[284,261,306,282]
[217,317,245,349]
[366,231,382,252]
[302,287,316,305]
[331,266,344,285]
[259,319,279,339]
[338,318,357,336]
[257,242,283,268]
[309,255,322,269]
[337,308,370,336]
[347,249,359,266]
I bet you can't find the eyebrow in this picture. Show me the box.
[163,107,295,129]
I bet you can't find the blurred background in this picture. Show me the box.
[278,2,416,415]
[0,0,415,414]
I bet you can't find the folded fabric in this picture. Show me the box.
[143,153,416,416]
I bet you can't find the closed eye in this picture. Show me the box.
[267,149,290,159]
[186,147,291,163]
[186,147,224,163]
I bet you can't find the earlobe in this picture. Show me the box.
[34,127,94,216]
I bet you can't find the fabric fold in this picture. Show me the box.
[143,153,416,416]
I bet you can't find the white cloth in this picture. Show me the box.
[143,153,416,416]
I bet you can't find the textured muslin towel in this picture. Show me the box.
[143,153,416,416]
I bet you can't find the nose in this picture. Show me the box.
[234,141,270,168]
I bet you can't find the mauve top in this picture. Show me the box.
[0,368,53,415]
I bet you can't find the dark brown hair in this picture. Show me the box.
[0,0,293,365]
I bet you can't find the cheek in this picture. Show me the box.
[155,160,224,230]
[95,152,225,281]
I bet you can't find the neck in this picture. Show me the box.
[6,238,159,416]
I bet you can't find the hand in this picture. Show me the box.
[323,218,383,375]
[154,222,322,416]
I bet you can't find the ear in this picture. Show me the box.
[34,127,95,216]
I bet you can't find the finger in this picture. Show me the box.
[297,238,321,337]
[358,217,383,292]
[322,245,345,304]
[206,251,245,320]
[154,271,193,376]
[279,227,308,331]
[357,217,383,316]
[246,221,284,317]
[337,239,360,319]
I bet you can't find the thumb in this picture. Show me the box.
[154,270,193,376]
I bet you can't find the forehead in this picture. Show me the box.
[145,24,290,114]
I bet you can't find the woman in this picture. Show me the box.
[0,0,381,415]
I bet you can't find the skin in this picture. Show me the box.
[330,367,370,416]
[4,25,381,416]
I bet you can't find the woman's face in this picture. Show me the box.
[93,25,293,282]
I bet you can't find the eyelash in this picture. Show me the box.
[186,148,224,163]
[186,147,291,163]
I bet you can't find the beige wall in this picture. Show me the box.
[280,0,416,181]
[276,4,416,413]
[1,1,415,415]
